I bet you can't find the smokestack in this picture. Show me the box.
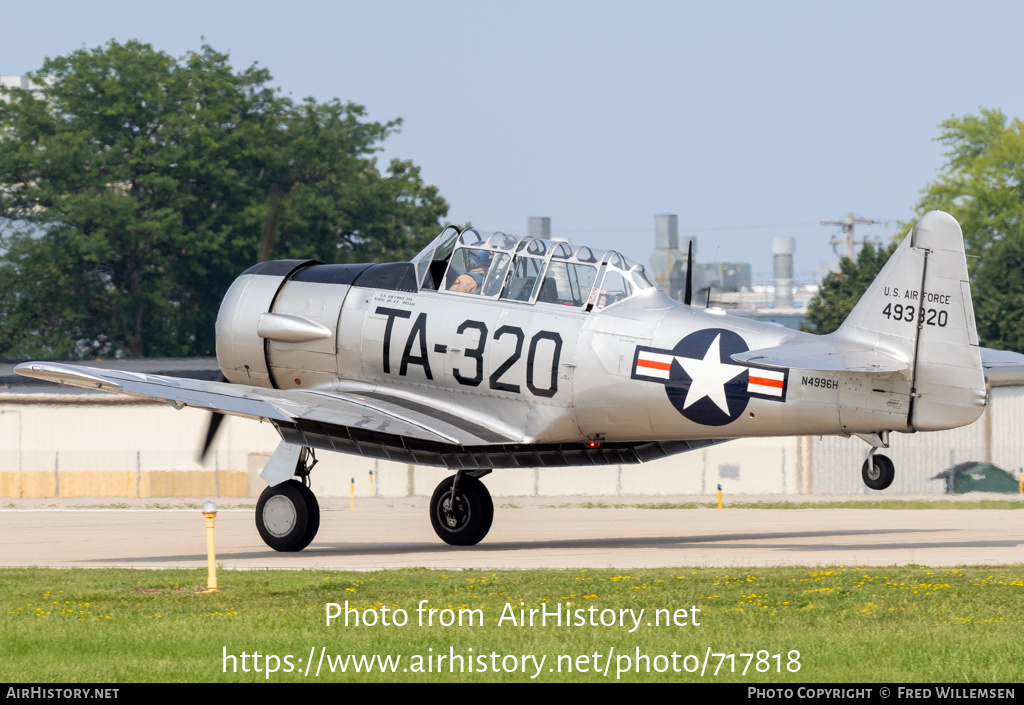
[654,214,678,250]
[651,214,685,297]
[527,217,551,240]
[772,237,794,308]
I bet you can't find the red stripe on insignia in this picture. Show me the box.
[749,375,784,388]
[638,359,672,371]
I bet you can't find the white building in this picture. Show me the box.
[0,73,43,101]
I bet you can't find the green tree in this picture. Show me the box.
[0,41,448,358]
[906,109,1024,349]
[972,231,1024,350]
[801,241,898,335]
[911,109,1024,263]
[806,110,1024,346]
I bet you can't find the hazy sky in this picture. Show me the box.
[3,0,1024,280]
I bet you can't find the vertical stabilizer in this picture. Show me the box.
[836,211,985,431]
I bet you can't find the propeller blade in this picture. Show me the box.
[201,187,281,463]
[199,411,225,463]
[683,239,693,306]
[198,373,228,462]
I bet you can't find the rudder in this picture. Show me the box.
[836,211,985,431]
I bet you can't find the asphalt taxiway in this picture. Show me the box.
[2,495,1021,569]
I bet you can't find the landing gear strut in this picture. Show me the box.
[862,453,895,491]
[255,447,320,552]
[429,471,493,546]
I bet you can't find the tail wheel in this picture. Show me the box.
[255,481,320,552]
[429,474,493,546]
[862,454,895,491]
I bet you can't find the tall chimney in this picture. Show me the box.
[651,214,683,297]
[772,237,794,308]
[654,214,678,250]
[527,217,551,240]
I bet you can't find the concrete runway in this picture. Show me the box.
[2,495,1022,569]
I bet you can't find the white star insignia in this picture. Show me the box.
[674,334,746,413]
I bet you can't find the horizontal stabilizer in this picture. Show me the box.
[980,347,1024,368]
[731,341,908,372]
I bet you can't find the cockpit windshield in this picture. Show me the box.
[411,226,653,311]
[445,244,511,297]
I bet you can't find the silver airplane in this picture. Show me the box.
[14,210,1019,551]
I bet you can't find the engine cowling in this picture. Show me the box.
[215,260,319,388]
[216,260,391,389]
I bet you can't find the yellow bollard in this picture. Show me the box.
[717,484,722,510]
[368,469,374,498]
[350,477,355,509]
[202,500,218,592]
[1018,469,1022,495]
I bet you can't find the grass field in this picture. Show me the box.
[3,565,1022,683]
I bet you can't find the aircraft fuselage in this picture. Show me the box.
[216,260,915,447]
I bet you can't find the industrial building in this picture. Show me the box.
[0,73,43,100]
[646,213,815,330]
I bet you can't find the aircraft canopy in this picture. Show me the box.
[412,226,654,311]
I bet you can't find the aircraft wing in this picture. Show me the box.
[730,340,908,372]
[14,362,513,446]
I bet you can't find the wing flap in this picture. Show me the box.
[15,362,511,446]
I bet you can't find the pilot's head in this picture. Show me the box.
[471,250,493,271]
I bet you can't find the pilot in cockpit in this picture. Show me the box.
[449,248,493,294]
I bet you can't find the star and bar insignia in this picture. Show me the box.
[631,328,788,427]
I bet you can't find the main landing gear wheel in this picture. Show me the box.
[862,453,895,491]
[430,474,493,546]
[255,480,320,552]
